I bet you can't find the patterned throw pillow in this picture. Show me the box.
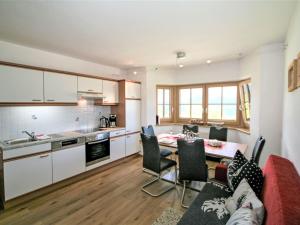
[230,161,264,197]
[227,150,248,190]
[226,202,259,225]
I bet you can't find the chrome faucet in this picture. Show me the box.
[22,130,37,141]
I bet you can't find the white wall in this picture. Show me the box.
[240,43,284,165]
[0,102,111,140]
[0,40,125,79]
[282,2,300,173]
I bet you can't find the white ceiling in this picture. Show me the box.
[0,1,296,69]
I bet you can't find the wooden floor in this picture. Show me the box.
[0,156,202,225]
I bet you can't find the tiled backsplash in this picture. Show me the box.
[0,101,111,140]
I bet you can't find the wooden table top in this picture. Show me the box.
[157,133,248,159]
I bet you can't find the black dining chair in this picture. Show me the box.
[141,125,173,158]
[251,136,266,165]
[140,133,177,197]
[182,124,199,134]
[177,138,208,208]
[209,126,228,142]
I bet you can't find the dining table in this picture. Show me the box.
[157,133,248,159]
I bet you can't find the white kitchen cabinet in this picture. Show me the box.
[78,76,103,93]
[0,65,44,102]
[4,152,52,200]
[103,80,119,104]
[52,145,85,183]
[44,72,77,103]
[126,99,141,133]
[125,133,140,156]
[110,136,126,161]
[125,82,141,99]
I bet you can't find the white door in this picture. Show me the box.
[125,82,141,99]
[103,80,119,104]
[78,76,103,93]
[126,133,140,156]
[110,136,126,161]
[44,72,78,103]
[4,152,52,200]
[52,145,85,183]
[0,65,44,102]
[126,99,141,133]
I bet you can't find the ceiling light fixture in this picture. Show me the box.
[206,59,212,64]
[133,71,137,75]
[176,51,186,68]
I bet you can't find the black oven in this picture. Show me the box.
[85,132,110,167]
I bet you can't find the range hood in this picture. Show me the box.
[77,91,105,99]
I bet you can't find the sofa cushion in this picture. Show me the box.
[262,155,300,225]
[226,179,264,224]
[228,156,264,196]
[227,150,248,190]
[226,202,259,225]
[177,182,232,225]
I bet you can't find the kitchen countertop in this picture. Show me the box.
[0,127,125,151]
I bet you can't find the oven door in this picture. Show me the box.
[86,139,110,166]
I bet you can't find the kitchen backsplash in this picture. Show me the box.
[0,100,111,140]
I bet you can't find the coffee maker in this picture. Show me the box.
[108,114,117,127]
[99,116,109,128]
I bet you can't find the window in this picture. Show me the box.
[207,85,238,122]
[156,80,249,128]
[178,87,203,120]
[239,80,251,126]
[157,87,173,121]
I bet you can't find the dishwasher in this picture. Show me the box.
[51,137,86,183]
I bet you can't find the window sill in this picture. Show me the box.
[156,123,250,135]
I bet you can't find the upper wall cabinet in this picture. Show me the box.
[103,80,119,104]
[0,65,44,103]
[125,82,141,99]
[78,77,103,93]
[44,72,77,103]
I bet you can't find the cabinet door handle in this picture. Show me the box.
[47,99,55,102]
[111,140,116,142]
[32,99,42,102]
[88,89,94,92]
[39,154,50,158]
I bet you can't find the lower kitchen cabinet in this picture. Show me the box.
[110,136,126,161]
[125,133,140,156]
[52,145,85,183]
[4,152,52,200]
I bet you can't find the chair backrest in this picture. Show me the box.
[177,138,207,182]
[141,125,155,136]
[140,133,161,173]
[251,136,265,164]
[209,126,228,141]
[182,124,199,134]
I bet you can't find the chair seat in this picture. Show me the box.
[160,158,177,171]
[160,148,172,157]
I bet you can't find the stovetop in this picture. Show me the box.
[75,128,101,134]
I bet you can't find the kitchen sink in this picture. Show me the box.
[4,138,37,145]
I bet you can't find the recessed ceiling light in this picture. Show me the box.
[179,64,184,68]
[206,60,212,64]
[133,71,137,75]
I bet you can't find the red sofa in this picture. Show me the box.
[215,155,300,225]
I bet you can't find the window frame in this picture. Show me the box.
[156,79,250,128]
[205,82,240,126]
[239,79,251,128]
[176,84,205,123]
[156,85,174,122]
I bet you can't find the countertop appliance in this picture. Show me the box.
[85,132,110,167]
[51,137,85,151]
[108,114,117,127]
[100,116,109,128]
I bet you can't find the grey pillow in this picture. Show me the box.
[225,179,264,225]
[226,203,259,225]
